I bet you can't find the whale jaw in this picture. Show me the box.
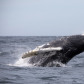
[22,47,62,59]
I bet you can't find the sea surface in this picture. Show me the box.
[0,36,84,84]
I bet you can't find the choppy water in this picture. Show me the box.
[0,36,84,84]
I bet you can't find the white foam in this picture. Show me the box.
[7,57,71,67]
[8,58,33,67]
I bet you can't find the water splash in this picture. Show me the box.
[7,55,71,67]
[8,58,71,67]
[8,57,33,67]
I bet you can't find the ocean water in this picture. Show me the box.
[0,36,84,84]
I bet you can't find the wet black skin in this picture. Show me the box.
[28,35,84,67]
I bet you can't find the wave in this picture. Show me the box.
[0,51,9,56]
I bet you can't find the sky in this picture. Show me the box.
[0,0,84,36]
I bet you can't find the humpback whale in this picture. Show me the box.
[22,34,84,67]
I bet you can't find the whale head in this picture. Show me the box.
[22,35,84,67]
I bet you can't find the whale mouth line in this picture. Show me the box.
[22,47,62,59]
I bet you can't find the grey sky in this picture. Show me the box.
[0,0,84,36]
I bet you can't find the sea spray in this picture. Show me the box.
[8,57,33,67]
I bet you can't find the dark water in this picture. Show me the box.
[0,36,84,84]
